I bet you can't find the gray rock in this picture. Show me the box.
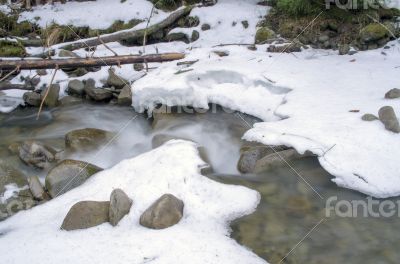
[61,201,110,231]
[58,49,80,58]
[133,63,144,71]
[241,20,249,29]
[23,92,41,106]
[59,96,83,106]
[109,189,132,226]
[361,113,378,121]
[385,88,400,99]
[28,176,50,201]
[45,159,102,197]
[140,194,184,229]
[338,44,350,55]
[254,149,312,173]
[117,85,132,106]
[107,69,128,89]
[40,84,60,107]
[318,35,329,43]
[378,106,400,133]
[36,69,47,76]
[67,80,85,96]
[65,128,112,152]
[191,30,200,42]
[201,23,211,31]
[85,86,113,102]
[166,32,189,43]
[18,140,57,169]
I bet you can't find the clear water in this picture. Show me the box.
[1,103,399,263]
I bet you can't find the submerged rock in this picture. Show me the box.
[28,176,50,201]
[378,106,400,133]
[45,159,102,197]
[109,189,132,226]
[59,96,83,106]
[385,88,400,99]
[117,85,132,106]
[18,140,58,169]
[140,194,184,229]
[61,201,110,231]
[23,92,41,106]
[65,128,113,152]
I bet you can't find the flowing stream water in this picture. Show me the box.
[0,103,399,263]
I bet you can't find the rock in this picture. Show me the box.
[40,84,60,107]
[58,49,80,58]
[378,106,400,133]
[213,50,229,57]
[191,30,200,42]
[385,88,400,99]
[254,149,313,173]
[36,69,47,76]
[107,69,128,89]
[359,23,389,43]
[23,92,41,106]
[45,159,102,197]
[109,189,132,226]
[318,35,329,43]
[85,81,113,102]
[28,176,50,201]
[140,194,184,229]
[59,96,83,106]
[255,27,275,44]
[0,160,35,221]
[241,20,249,29]
[65,128,113,152]
[133,63,144,71]
[267,43,301,53]
[361,113,378,121]
[338,44,350,55]
[61,201,110,231]
[18,140,57,169]
[166,32,189,43]
[117,85,132,106]
[151,134,182,148]
[65,67,88,77]
[201,23,211,31]
[67,80,85,96]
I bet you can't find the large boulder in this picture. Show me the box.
[107,69,128,89]
[109,189,132,226]
[61,201,110,231]
[45,159,102,197]
[18,140,58,169]
[140,194,184,229]
[0,160,35,221]
[67,80,85,96]
[117,85,132,106]
[27,176,50,201]
[40,84,60,107]
[385,88,400,99]
[65,128,113,152]
[378,106,400,133]
[359,23,389,43]
[255,27,275,44]
[23,92,41,106]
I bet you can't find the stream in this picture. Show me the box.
[0,103,399,264]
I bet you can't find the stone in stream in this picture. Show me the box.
[361,113,378,121]
[23,92,41,106]
[385,88,400,99]
[85,87,113,102]
[65,128,113,152]
[109,189,132,226]
[27,176,50,201]
[18,140,58,169]
[59,96,83,106]
[61,201,110,231]
[107,69,128,89]
[0,160,35,221]
[45,159,102,197]
[140,194,184,229]
[378,106,400,133]
[67,80,85,96]
[254,149,313,173]
[117,85,132,106]
[40,84,60,107]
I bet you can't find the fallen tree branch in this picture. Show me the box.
[57,6,193,51]
[0,53,185,70]
[37,65,58,120]
[0,83,33,91]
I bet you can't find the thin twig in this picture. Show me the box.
[143,5,156,54]
[212,43,254,48]
[98,35,118,56]
[0,66,20,82]
[37,65,58,120]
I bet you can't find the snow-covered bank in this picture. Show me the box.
[131,41,400,198]
[0,140,264,264]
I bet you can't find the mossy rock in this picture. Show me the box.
[359,23,389,43]
[0,40,25,57]
[255,27,276,44]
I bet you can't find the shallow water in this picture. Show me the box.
[1,103,399,263]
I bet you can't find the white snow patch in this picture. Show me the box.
[0,184,27,203]
[0,140,264,264]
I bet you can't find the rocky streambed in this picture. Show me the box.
[1,103,400,263]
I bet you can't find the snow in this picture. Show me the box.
[0,184,27,203]
[0,140,264,264]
